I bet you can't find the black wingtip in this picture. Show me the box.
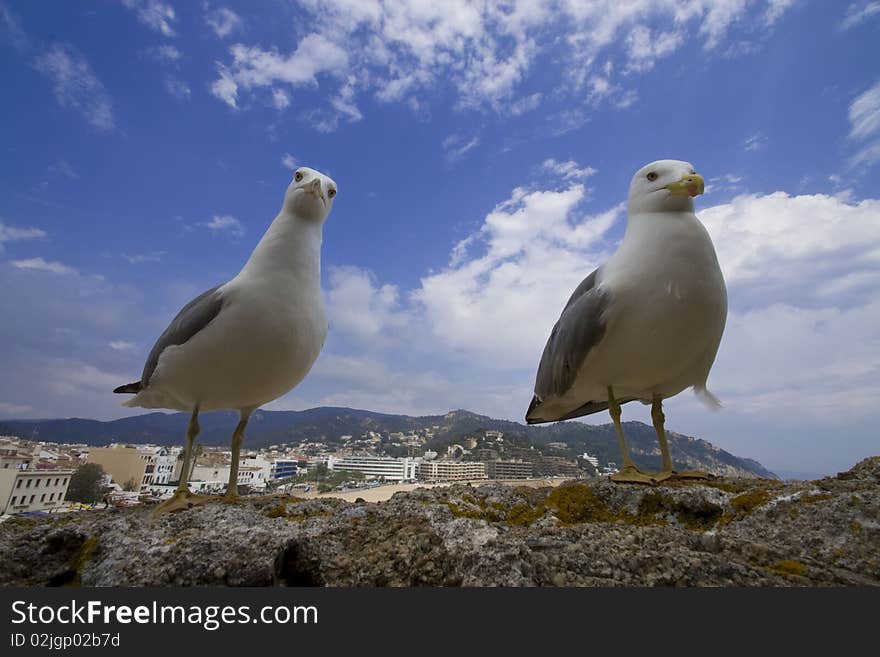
[525,396,548,425]
[113,381,142,394]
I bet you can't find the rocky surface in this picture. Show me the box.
[1,457,878,587]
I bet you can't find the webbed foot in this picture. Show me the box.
[610,465,658,485]
[151,490,213,515]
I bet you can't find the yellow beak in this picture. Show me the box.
[665,173,705,197]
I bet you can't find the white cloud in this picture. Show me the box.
[848,80,880,169]
[48,159,79,180]
[415,183,618,368]
[121,0,177,37]
[542,158,597,181]
[109,340,137,351]
[205,7,242,38]
[121,251,165,264]
[281,153,297,170]
[624,25,682,74]
[849,80,880,141]
[0,401,34,418]
[210,64,239,109]
[0,220,46,251]
[743,132,766,151]
[200,215,245,239]
[151,44,181,62]
[210,34,349,110]
[764,0,797,25]
[34,45,115,132]
[326,266,410,344]
[268,353,456,418]
[208,1,797,127]
[508,92,542,116]
[11,257,77,275]
[0,2,28,52]
[442,134,480,162]
[164,76,191,100]
[699,192,880,307]
[840,1,880,30]
[272,88,290,110]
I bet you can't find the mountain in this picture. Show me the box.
[0,407,775,478]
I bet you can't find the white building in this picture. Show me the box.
[190,462,269,492]
[581,453,600,468]
[418,460,487,482]
[88,444,181,491]
[327,455,420,481]
[0,468,74,515]
[151,447,181,485]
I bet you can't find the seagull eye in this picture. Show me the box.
[647,172,658,181]
[294,171,303,182]
[328,188,336,198]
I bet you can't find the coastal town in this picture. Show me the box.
[0,427,609,517]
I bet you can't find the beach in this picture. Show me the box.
[294,477,570,503]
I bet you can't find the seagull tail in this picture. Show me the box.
[694,386,722,411]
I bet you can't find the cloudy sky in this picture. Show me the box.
[1,1,878,475]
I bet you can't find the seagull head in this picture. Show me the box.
[627,160,705,215]
[283,166,338,222]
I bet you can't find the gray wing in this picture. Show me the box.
[139,284,225,388]
[526,268,610,420]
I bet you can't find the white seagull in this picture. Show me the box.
[114,166,337,506]
[526,160,727,484]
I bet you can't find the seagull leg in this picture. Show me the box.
[152,406,210,514]
[651,397,711,482]
[177,407,199,494]
[608,386,657,485]
[223,409,252,503]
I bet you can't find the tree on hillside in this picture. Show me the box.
[65,463,105,504]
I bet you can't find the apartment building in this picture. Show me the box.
[88,445,181,491]
[485,459,533,480]
[327,455,420,481]
[417,460,487,482]
[0,468,74,514]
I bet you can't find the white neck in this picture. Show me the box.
[627,194,694,216]
[237,211,323,289]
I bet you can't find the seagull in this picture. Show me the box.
[114,166,337,506]
[525,160,727,484]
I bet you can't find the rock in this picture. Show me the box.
[1,457,878,587]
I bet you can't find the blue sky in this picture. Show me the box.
[1,1,879,475]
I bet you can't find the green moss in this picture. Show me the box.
[772,560,807,578]
[66,536,99,587]
[506,503,545,526]
[799,493,832,505]
[2,516,38,530]
[543,485,615,525]
[444,501,502,522]
[699,481,744,494]
[730,489,772,514]
[634,491,719,530]
[265,503,289,518]
[286,512,329,523]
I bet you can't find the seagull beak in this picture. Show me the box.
[306,177,325,203]
[665,173,705,197]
